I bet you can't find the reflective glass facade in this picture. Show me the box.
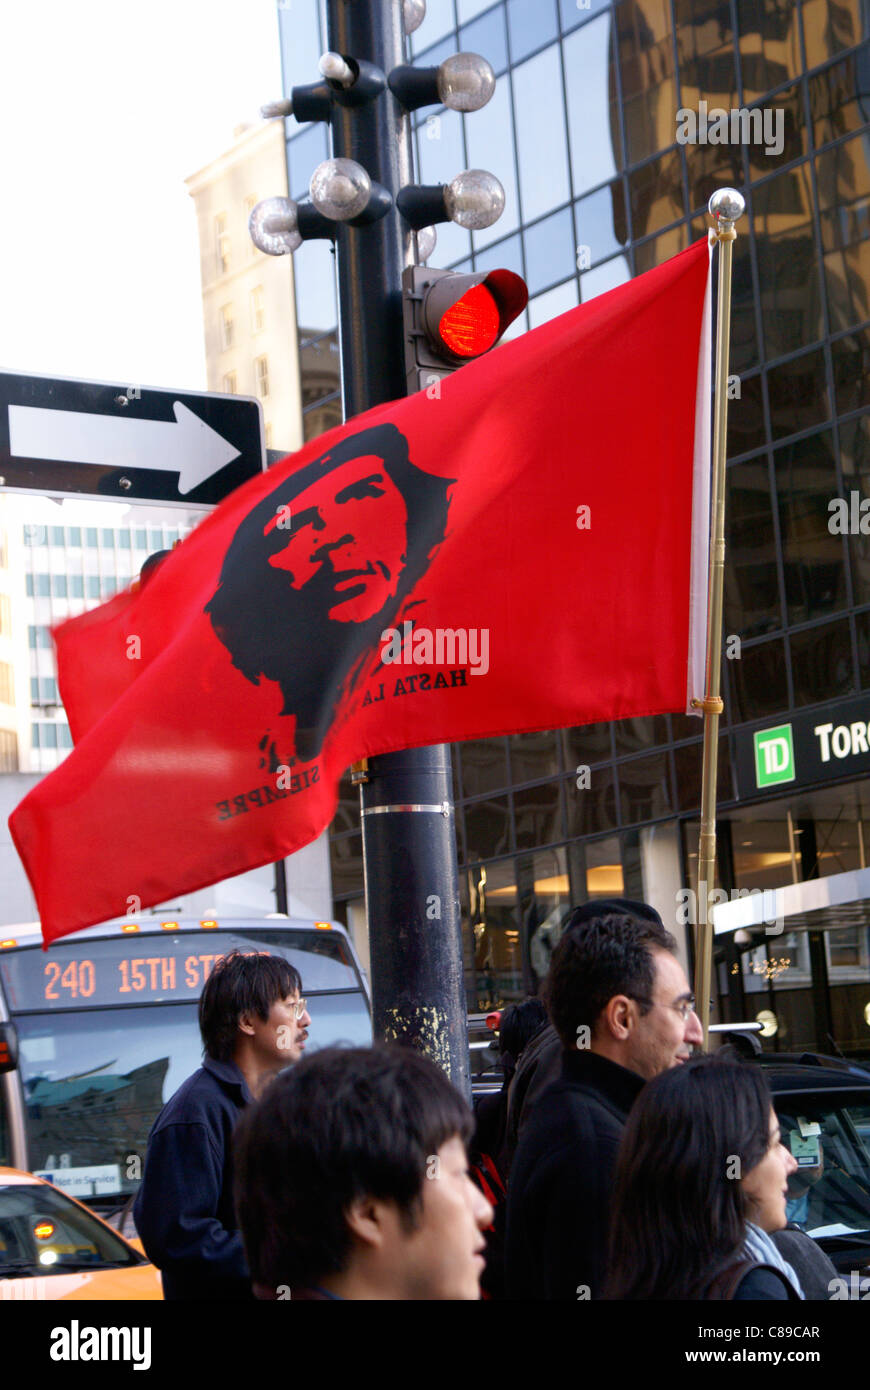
[278,0,870,1046]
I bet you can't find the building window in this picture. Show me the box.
[67,527,82,547]
[223,371,237,395]
[23,525,46,546]
[69,575,84,597]
[250,285,265,334]
[36,574,50,596]
[101,528,115,547]
[255,355,270,399]
[215,213,230,275]
[86,576,100,598]
[0,662,14,705]
[119,532,131,549]
[0,729,18,771]
[30,676,58,706]
[85,528,98,547]
[51,575,68,598]
[25,574,34,596]
[220,303,234,350]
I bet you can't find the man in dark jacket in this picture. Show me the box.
[133,949,311,1300]
[504,899,703,1301]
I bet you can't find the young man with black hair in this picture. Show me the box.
[134,949,311,1300]
[504,900,703,1302]
[233,1044,493,1300]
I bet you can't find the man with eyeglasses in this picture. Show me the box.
[134,949,312,1300]
[504,901,703,1301]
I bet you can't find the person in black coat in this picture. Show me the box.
[473,998,548,1177]
[133,950,311,1300]
[504,899,703,1301]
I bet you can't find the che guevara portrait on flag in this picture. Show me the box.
[205,422,455,764]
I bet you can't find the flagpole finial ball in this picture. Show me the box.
[708,188,745,224]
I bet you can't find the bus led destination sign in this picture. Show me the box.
[0,935,274,1011]
[42,950,227,1005]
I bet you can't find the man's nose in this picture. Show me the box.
[472,1183,494,1229]
[684,1010,704,1046]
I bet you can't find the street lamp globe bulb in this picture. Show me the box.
[318,51,355,87]
[309,158,372,221]
[444,169,505,230]
[416,225,437,263]
[403,0,426,34]
[249,197,302,255]
[437,53,496,112]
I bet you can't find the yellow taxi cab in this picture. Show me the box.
[0,1167,162,1299]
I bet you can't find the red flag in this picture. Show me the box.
[10,238,712,945]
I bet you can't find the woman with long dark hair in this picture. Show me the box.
[604,1054,802,1299]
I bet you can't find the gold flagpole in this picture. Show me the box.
[693,188,745,1048]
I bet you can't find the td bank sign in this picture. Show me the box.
[754,725,795,787]
[738,696,870,798]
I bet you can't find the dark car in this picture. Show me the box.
[743,1050,870,1277]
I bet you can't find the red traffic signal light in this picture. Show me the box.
[402,265,528,394]
[438,284,501,357]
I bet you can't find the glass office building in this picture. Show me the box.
[277,0,870,1055]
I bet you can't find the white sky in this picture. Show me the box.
[0,0,283,394]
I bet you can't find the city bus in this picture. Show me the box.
[0,915,372,1224]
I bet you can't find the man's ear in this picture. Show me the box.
[237,1011,256,1038]
[598,993,633,1042]
[344,1195,391,1251]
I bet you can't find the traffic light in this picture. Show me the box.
[402,265,528,395]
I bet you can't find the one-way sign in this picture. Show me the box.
[0,370,265,507]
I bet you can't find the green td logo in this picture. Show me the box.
[754,724,795,788]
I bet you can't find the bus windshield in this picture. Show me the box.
[0,926,371,1202]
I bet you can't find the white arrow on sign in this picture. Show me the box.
[8,401,242,495]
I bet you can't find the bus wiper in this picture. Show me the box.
[0,1260,43,1275]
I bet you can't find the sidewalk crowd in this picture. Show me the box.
[133,899,837,1300]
